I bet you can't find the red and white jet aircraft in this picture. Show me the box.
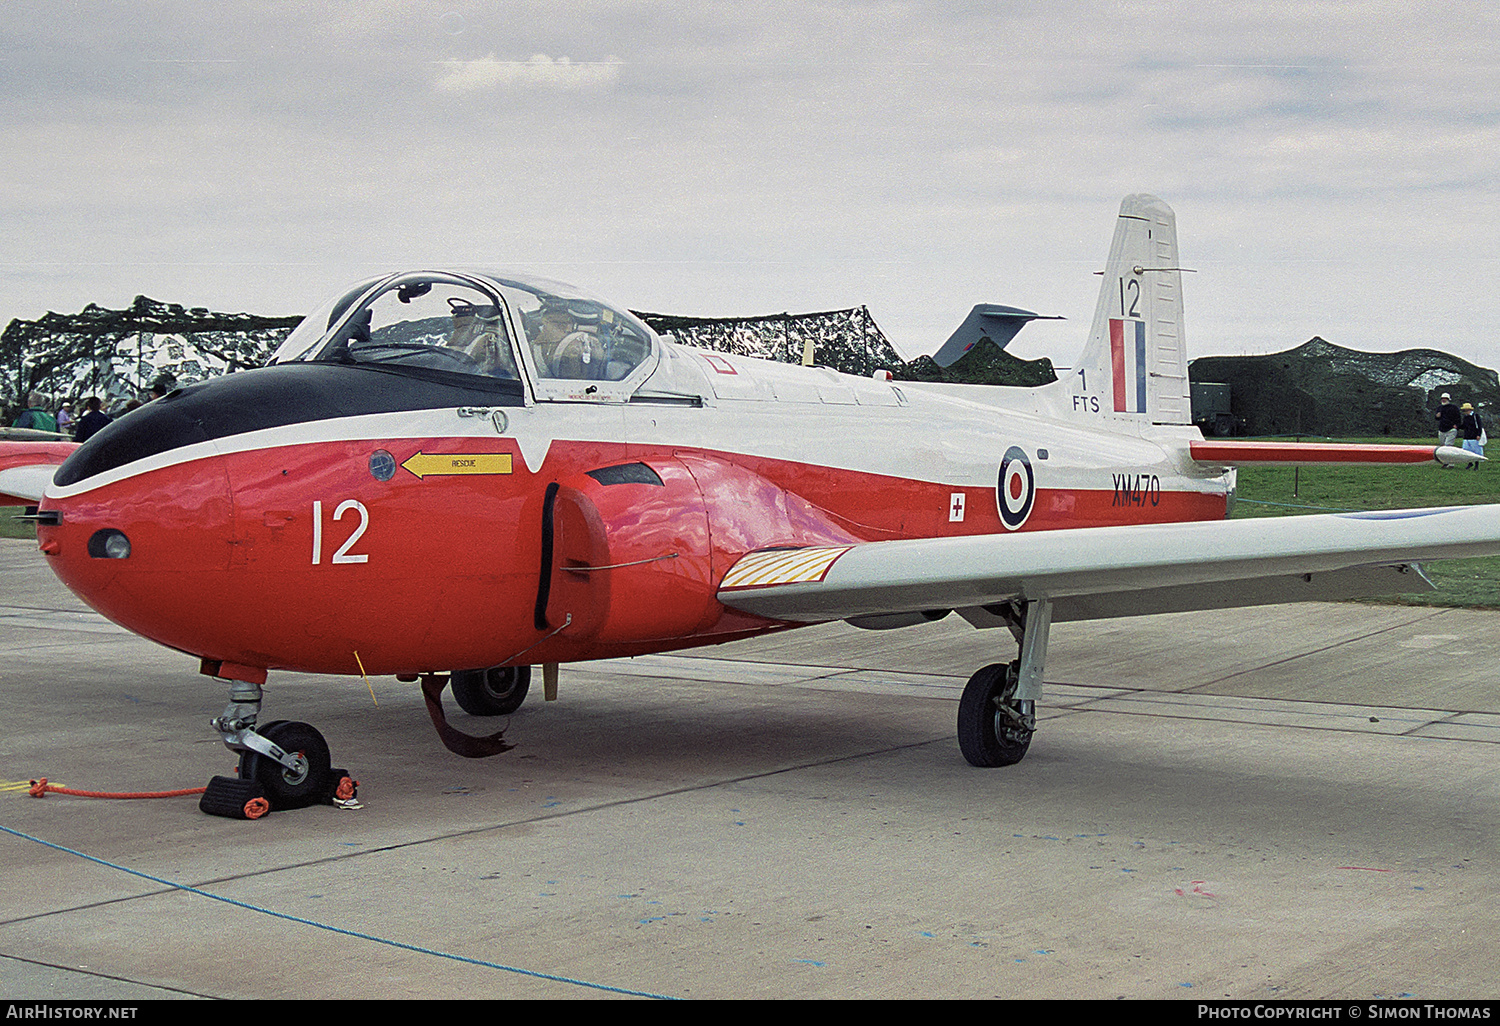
[3,195,1496,807]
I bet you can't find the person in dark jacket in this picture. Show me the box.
[1436,392,1462,448]
[73,396,112,443]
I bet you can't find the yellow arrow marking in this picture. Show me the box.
[401,452,514,479]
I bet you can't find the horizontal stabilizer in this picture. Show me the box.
[0,427,72,442]
[1190,440,1480,468]
[930,304,1061,368]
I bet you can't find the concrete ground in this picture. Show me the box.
[1,536,1497,1000]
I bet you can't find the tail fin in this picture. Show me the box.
[1069,194,1190,425]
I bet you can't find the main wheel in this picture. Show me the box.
[239,720,332,809]
[450,665,531,716]
[957,661,1034,767]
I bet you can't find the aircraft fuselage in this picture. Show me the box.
[17,198,1485,777]
[35,334,1227,681]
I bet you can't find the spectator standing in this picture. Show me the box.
[1436,392,1462,448]
[1461,403,1485,469]
[11,393,58,432]
[73,397,112,443]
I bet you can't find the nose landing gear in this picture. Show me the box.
[201,674,353,818]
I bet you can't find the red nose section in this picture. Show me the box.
[44,437,547,675]
[40,453,237,659]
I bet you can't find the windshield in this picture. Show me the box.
[269,276,384,365]
[493,277,654,383]
[301,275,521,381]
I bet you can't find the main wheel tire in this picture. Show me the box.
[450,665,531,716]
[957,661,1033,768]
[239,720,332,809]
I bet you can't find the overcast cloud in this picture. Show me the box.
[3,1,1498,369]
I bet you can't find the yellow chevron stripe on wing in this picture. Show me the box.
[719,546,854,590]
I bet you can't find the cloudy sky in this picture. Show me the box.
[4,1,1499,369]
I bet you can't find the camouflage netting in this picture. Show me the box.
[633,307,1057,386]
[895,341,1057,387]
[634,307,903,377]
[3,297,1062,421]
[1189,337,1500,438]
[1,296,301,414]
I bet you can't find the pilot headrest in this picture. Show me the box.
[449,299,501,320]
[565,303,600,327]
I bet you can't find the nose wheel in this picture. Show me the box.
[238,720,333,809]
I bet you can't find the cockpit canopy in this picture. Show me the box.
[271,271,658,394]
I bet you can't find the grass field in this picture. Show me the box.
[1,507,36,540]
[4,437,1498,606]
[1227,438,1500,608]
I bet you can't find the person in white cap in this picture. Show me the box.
[1436,392,1461,449]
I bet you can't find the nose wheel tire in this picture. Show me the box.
[957,661,1034,767]
[239,720,332,810]
[450,665,531,716]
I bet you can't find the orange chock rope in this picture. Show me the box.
[28,778,207,799]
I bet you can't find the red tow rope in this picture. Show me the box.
[28,778,206,799]
[29,777,272,820]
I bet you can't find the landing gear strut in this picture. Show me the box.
[204,677,349,816]
[957,597,1051,767]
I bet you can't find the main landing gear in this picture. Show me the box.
[957,597,1051,767]
[202,677,352,818]
[449,664,531,716]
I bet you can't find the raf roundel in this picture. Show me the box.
[997,446,1035,530]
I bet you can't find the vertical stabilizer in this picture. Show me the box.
[1070,195,1190,425]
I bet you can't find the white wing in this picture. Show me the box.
[0,463,56,505]
[719,505,1500,626]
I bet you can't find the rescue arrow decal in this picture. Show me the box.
[719,545,854,591]
[401,452,514,479]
